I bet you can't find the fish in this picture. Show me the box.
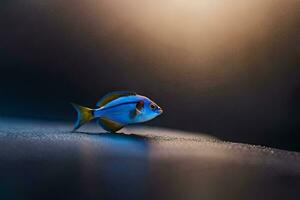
[71,91,163,132]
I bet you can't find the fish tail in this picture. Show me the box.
[71,103,94,131]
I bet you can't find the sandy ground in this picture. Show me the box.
[0,118,299,200]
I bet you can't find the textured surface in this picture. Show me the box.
[0,118,299,200]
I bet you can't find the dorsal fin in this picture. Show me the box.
[96,91,137,107]
[98,117,124,132]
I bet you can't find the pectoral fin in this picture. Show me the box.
[98,117,124,132]
[136,100,144,112]
[130,100,144,119]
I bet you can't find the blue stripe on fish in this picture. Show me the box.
[99,101,140,111]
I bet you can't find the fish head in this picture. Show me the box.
[137,98,163,122]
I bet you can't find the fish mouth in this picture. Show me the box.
[157,107,163,114]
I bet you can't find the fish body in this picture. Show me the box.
[71,91,163,132]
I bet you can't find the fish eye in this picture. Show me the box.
[150,103,156,110]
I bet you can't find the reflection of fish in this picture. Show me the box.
[71,91,163,132]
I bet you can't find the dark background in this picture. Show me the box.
[0,0,299,151]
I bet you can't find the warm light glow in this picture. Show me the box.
[51,0,298,89]
[91,0,274,56]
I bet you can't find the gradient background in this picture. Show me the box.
[0,0,299,150]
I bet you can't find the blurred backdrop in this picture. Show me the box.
[0,0,299,150]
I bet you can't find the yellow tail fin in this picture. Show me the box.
[71,103,94,131]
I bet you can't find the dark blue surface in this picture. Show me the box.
[0,118,299,200]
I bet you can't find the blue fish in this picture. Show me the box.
[71,91,163,132]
